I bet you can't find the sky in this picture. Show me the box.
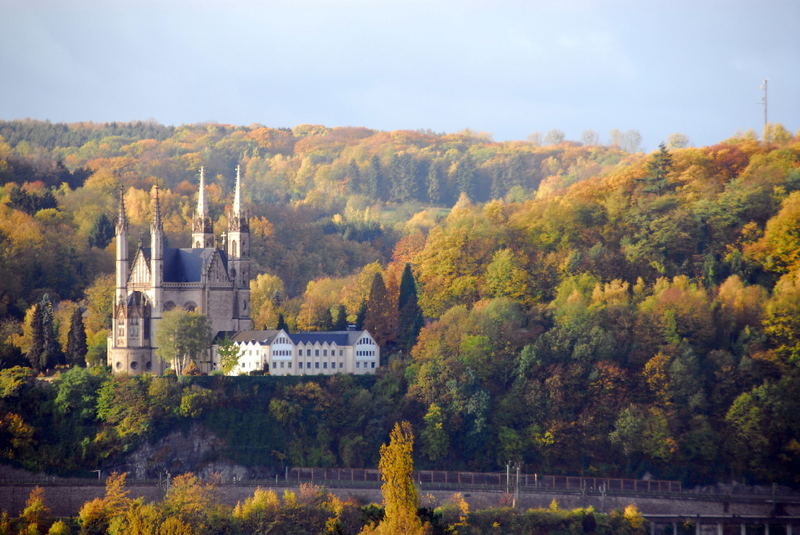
[1,0,798,150]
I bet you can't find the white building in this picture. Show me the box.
[223,329,380,376]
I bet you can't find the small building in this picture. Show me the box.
[221,329,380,376]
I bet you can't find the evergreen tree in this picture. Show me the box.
[453,155,478,200]
[275,313,288,332]
[88,213,115,249]
[27,303,44,371]
[397,264,424,352]
[426,160,443,204]
[28,294,62,371]
[66,306,87,366]
[363,155,387,200]
[319,308,334,331]
[363,273,394,346]
[640,143,674,195]
[332,304,348,330]
[346,159,361,193]
[355,299,367,330]
[388,153,418,202]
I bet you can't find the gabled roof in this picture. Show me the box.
[289,330,367,346]
[135,247,228,283]
[232,330,281,345]
[164,248,228,283]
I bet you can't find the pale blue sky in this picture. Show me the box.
[1,0,798,149]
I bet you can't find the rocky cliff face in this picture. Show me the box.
[117,423,252,480]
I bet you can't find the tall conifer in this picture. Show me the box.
[332,304,348,330]
[66,306,87,366]
[363,273,393,347]
[398,264,424,352]
[28,294,62,371]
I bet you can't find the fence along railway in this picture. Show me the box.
[289,467,682,494]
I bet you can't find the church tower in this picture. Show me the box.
[150,185,164,321]
[114,188,128,307]
[192,167,214,248]
[227,165,251,330]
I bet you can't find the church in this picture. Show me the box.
[107,167,252,374]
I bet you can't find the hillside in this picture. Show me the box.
[0,120,798,486]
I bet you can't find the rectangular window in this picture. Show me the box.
[323,349,328,356]
[339,350,343,356]
[315,362,319,369]
[356,362,360,368]
[340,362,344,368]
[307,361,311,368]
[315,349,319,356]
[371,362,376,368]
[298,362,303,369]
[323,362,327,369]
[288,362,292,368]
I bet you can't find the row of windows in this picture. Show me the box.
[357,337,374,345]
[275,336,290,344]
[242,347,351,358]
[270,361,376,370]
[356,350,376,357]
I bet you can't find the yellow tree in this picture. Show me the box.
[361,421,426,535]
[21,486,50,534]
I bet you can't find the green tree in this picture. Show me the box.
[363,273,394,347]
[355,300,367,330]
[88,213,115,249]
[427,160,443,204]
[420,403,449,463]
[216,336,241,375]
[28,294,63,372]
[483,248,529,301]
[66,306,87,367]
[397,264,424,352]
[639,143,673,195]
[276,313,288,331]
[763,269,800,365]
[332,304,348,330]
[154,310,212,375]
[319,308,334,331]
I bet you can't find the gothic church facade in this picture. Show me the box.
[107,168,252,374]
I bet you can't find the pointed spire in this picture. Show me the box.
[116,186,127,232]
[197,166,207,218]
[152,184,162,230]
[233,164,242,217]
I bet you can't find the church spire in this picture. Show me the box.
[192,168,213,248]
[116,186,127,232]
[152,184,162,231]
[115,186,129,307]
[233,164,242,218]
[197,167,207,218]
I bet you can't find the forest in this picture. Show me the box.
[0,119,798,487]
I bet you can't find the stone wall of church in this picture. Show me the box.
[207,288,236,333]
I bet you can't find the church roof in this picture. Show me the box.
[139,247,228,282]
